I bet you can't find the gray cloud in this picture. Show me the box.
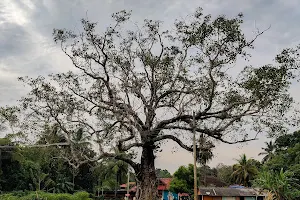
[1,0,300,172]
[0,23,31,58]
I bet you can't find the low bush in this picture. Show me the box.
[0,191,92,200]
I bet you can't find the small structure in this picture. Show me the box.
[120,178,182,200]
[158,178,178,200]
[198,187,266,200]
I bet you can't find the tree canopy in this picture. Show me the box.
[155,168,172,178]
[18,7,300,200]
[275,130,300,151]
[253,130,300,199]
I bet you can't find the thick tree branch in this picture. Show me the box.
[120,142,144,151]
[99,152,139,171]
[162,125,258,144]
[203,62,217,113]
[153,135,193,152]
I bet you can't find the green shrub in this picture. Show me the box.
[0,191,92,200]
[0,193,19,200]
[73,191,91,200]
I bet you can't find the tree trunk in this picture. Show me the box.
[72,172,75,191]
[135,146,158,200]
[115,173,117,198]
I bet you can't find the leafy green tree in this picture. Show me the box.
[13,147,57,191]
[231,154,258,186]
[170,165,194,194]
[198,165,220,186]
[259,141,275,163]
[215,163,234,186]
[20,7,299,200]
[253,168,300,200]
[0,129,110,194]
[170,178,189,193]
[264,143,300,185]
[156,168,172,178]
[275,131,300,151]
[199,165,217,177]
[170,164,223,192]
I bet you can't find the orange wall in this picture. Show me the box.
[213,197,222,200]
[202,197,222,200]
[203,197,213,200]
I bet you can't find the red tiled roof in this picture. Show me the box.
[120,182,136,188]
[157,185,167,190]
[159,178,172,190]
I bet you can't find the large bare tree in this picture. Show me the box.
[20,8,298,200]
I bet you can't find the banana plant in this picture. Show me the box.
[30,169,54,191]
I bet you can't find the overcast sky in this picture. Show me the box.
[1,0,300,173]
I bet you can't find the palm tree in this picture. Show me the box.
[259,141,275,163]
[265,191,276,200]
[196,134,214,165]
[29,169,54,191]
[107,147,131,197]
[231,154,258,187]
[196,134,214,186]
[253,169,300,200]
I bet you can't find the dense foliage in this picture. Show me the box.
[0,135,172,197]
[0,136,130,195]
[253,169,300,200]
[170,131,300,199]
[0,191,92,200]
[170,164,195,193]
[254,131,300,199]
[215,163,234,185]
[170,164,226,193]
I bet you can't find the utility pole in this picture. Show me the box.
[126,165,130,200]
[193,112,198,200]
[199,138,201,189]
[125,109,130,200]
